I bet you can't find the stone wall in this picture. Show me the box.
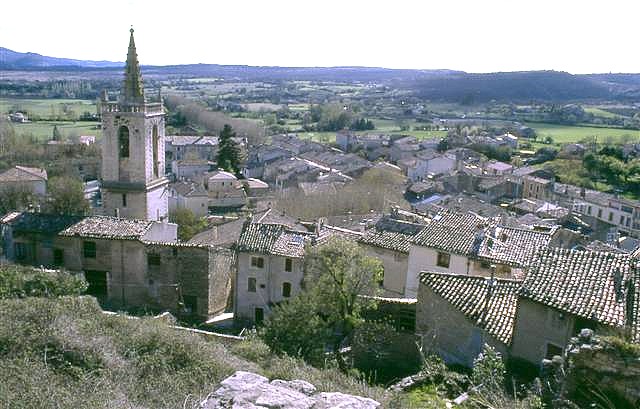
[562,330,640,408]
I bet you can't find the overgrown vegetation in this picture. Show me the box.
[169,208,209,242]
[0,264,87,299]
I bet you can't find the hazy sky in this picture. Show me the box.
[2,0,638,73]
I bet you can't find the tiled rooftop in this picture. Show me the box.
[520,248,635,328]
[412,210,486,256]
[360,216,426,254]
[420,271,520,345]
[236,222,308,258]
[477,225,556,267]
[59,216,153,240]
[0,166,48,182]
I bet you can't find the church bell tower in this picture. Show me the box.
[100,28,168,221]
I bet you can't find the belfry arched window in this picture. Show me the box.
[152,125,159,177]
[118,126,130,158]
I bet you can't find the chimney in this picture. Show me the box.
[115,208,120,218]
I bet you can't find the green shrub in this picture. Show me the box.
[0,264,87,299]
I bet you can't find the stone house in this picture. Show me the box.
[1,212,233,318]
[406,151,456,182]
[556,183,640,239]
[406,210,560,297]
[416,272,520,367]
[485,161,513,176]
[234,222,309,324]
[171,159,212,181]
[359,215,426,298]
[0,166,48,196]
[206,170,246,209]
[168,181,209,217]
[511,248,640,365]
[522,176,553,201]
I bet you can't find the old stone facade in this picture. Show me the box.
[234,222,308,324]
[100,29,168,221]
[1,212,233,318]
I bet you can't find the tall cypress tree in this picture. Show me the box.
[216,124,241,174]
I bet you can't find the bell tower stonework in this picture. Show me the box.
[100,28,168,221]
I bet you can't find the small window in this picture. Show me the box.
[147,253,161,266]
[248,277,257,292]
[282,282,291,298]
[83,241,96,258]
[545,343,564,360]
[436,251,450,268]
[118,126,130,158]
[597,209,602,218]
[251,256,264,268]
[609,212,613,222]
[285,258,293,272]
[587,206,592,215]
[122,194,127,207]
[620,215,624,225]
[53,249,64,266]
[15,242,27,261]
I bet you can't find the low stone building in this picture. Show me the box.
[206,170,246,209]
[234,221,309,324]
[511,248,640,365]
[416,271,520,367]
[1,212,233,318]
[0,166,48,196]
[168,181,209,217]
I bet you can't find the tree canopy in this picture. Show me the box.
[46,177,89,216]
[216,124,242,175]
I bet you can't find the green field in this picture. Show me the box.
[527,122,640,144]
[583,107,624,119]
[11,121,102,140]
[0,98,98,120]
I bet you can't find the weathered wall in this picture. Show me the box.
[416,284,507,367]
[235,252,303,323]
[406,245,469,297]
[362,245,408,297]
[511,298,576,365]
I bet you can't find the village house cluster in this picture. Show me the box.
[1,29,639,373]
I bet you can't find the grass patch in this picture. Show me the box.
[527,122,640,144]
[583,106,625,119]
[0,296,393,408]
[0,98,97,119]
[12,121,102,140]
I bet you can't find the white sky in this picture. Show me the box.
[2,0,639,73]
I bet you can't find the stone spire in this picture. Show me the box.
[122,27,144,104]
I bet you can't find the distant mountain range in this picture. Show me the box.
[2,47,640,102]
[0,47,122,69]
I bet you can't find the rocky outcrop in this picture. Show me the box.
[200,371,380,409]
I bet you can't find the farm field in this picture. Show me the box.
[11,121,101,140]
[0,98,97,120]
[527,122,640,144]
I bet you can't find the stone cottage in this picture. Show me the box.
[1,212,233,318]
[234,221,309,324]
[416,271,520,367]
[511,248,640,365]
[0,166,48,196]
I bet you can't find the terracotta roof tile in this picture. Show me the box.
[420,271,520,345]
[59,216,153,240]
[360,216,426,254]
[520,248,634,328]
[237,222,308,258]
[412,210,486,256]
[477,226,556,267]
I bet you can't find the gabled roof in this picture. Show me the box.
[412,210,486,256]
[360,216,426,254]
[59,216,153,240]
[477,225,556,267]
[420,271,520,345]
[520,248,635,329]
[171,181,207,197]
[0,166,48,182]
[236,222,308,258]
